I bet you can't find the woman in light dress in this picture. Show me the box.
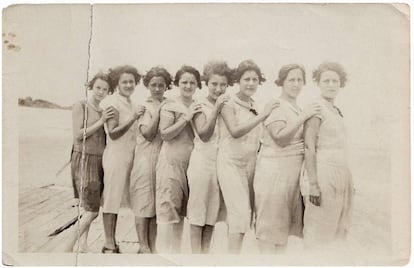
[253,64,321,253]
[156,65,203,253]
[58,72,115,252]
[217,59,279,253]
[302,62,354,247]
[186,60,232,253]
[129,67,173,253]
[100,65,145,253]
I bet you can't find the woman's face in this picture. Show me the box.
[118,73,136,97]
[318,70,341,100]
[179,72,198,99]
[91,78,110,102]
[282,68,304,99]
[207,74,228,101]
[148,76,166,100]
[239,70,259,97]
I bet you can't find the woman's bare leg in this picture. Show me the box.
[201,225,214,254]
[172,219,184,253]
[135,217,150,253]
[228,233,244,254]
[190,224,203,253]
[148,217,157,253]
[103,213,117,250]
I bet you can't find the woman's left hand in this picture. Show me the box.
[309,183,321,206]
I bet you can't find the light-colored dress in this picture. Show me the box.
[216,94,262,234]
[301,98,354,246]
[100,91,138,214]
[254,98,304,244]
[129,97,165,218]
[156,98,195,224]
[187,97,224,226]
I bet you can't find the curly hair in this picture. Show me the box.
[87,71,113,94]
[312,62,347,87]
[202,60,234,87]
[233,59,266,85]
[275,64,306,87]
[143,66,173,90]
[174,65,202,89]
[108,65,141,91]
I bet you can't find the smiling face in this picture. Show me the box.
[239,70,259,98]
[178,72,197,99]
[207,74,228,101]
[318,70,341,101]
[147,76,166,101]
[282,68,304,100]
[118,73,136,97]
[91,78,110,102]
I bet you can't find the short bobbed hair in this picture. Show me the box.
[233,59,266,85]
[143,66,173,90]
[174,65,202,89]
[275,64,306,87]
[108,65,141,92]
[312,62,347,87]
[87,71,113,94]
[202,60,234,87]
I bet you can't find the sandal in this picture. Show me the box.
[101,245,120,254]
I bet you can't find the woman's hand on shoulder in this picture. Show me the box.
[184,103,202,122]
[302,102,322,121]
[134,105,146,120]
[100,106,116,123]
[215,94,230,113]
[262,99,280,118]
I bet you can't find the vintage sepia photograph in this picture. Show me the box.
[2,2,411,266]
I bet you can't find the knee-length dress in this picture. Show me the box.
[216,95,262,234]
[156,98,195,224]
[100,91,138,214]
[254,98,304,244]
[71,101,106,212]
[129,97,165,218]
[187,97,224,226]
[301,98,354,246]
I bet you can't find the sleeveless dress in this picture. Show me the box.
[129,97,165,218]
[301,98,354,246]
[187,97,224,226]
[216,94,262,234]
[156,98,195,224]
[100,91,138,214]
[71,100,106,212]
[254,98,304,244]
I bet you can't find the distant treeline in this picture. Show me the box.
[18,97,72,110]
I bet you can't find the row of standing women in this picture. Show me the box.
[61,59,354,254]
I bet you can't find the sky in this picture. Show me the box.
[3,3,410,150]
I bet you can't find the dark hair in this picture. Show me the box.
[87,71,113,94]
[174,65,202,89]
[233,59,266,85]
[108,65,141,91]
[275,64,306,86]
[202,60,234,87]
[312,62,347,87]
[143,66,173,90]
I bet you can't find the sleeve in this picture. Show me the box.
[264,106,287,126]
[160,106,175,119]
[100,95,119,112]
[138,109,152,127]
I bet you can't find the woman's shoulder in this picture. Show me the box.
[100,94,118,110]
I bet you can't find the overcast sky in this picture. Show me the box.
[4,3,409,150]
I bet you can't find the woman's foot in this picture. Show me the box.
[137,245,151,254]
